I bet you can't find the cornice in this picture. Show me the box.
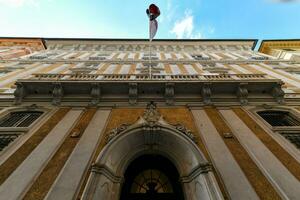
[13,76,285,106]
[259,40,300,55]
[0,38,46,50]
[1,58,298,65]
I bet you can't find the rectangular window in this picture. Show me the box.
[280,132,300,149]
[0,133,20,151]
[191,54,211,60]
[258,111,300,126]
[0,111,43,127]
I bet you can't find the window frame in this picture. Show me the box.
[0,107,47,155]
[256,109,300,132]
[0,110,44,128]
[249,107,300,159]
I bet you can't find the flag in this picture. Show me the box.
[149,20,158,42]
[146,4,160,41]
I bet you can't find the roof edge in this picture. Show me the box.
[0,37,258,49]
[259,39,300,52]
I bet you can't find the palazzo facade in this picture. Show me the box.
[0,38,299,200]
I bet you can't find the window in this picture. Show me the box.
[280,132,300,149]
[121,155,184,200]
[0,133,20,151]
[88,56,106,60]
[250,56,269,60]
[258,111,300,126]
[142,53,159,60]
[191,54,211,60]
[131,169,173,193]
[29,55,47,59]
[0,111,43,127]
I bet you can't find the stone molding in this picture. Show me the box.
[91,164,123,183]
[180,162,213,183]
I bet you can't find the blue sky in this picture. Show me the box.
[0,0,299,40]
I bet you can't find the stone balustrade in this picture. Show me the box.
[28,73,269,82]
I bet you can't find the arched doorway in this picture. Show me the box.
[120,155,184,200]
[81,103,223,200]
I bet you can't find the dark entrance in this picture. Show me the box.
[120,155,184,200]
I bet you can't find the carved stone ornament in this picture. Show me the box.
[201,83,212,105]
[237,83,248,105]
[52,82,64,106]
[90,83,101,106]
[142,102,161,127]
[128,83,138,105]
[106,123,130,143]
[14,82,26,105]
[105,102,197,145]
[272,82,285,104]
[174,124,197,143]
[165,83,175,105]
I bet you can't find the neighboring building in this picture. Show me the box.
[0,38,299,200]
[259,39,300,61]
[0,38,45,59]
[259,40,300,81]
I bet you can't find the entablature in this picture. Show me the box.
[1,58,298,65]
[45,39,256,51]
[14,73,284,106]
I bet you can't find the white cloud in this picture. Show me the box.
[170,10,214,39]
[171,11,194,39]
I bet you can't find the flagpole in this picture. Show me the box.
[149,39,152,80]
[149,17,152,80]
[147,4,160,80]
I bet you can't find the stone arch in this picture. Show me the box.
[82,104,223,200]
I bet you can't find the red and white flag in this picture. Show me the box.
[146,4,160,41]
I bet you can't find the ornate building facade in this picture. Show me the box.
[0,38,299,200]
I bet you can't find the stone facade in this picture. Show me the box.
[0,38,299,200]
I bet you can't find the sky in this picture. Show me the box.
[0,0,300,40]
